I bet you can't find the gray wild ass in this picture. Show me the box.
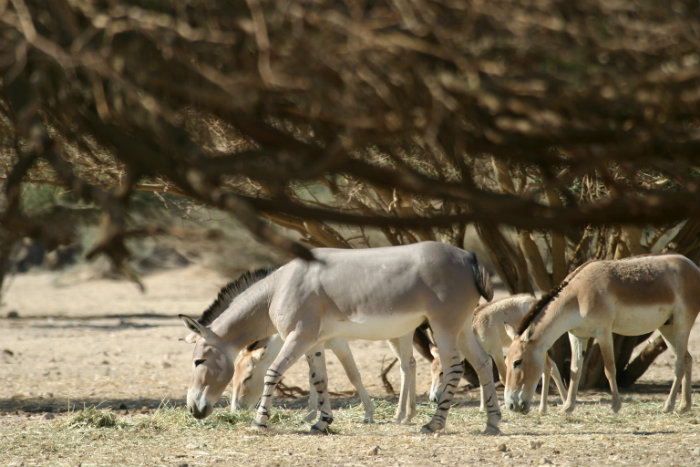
[429,294,567,413]
[180,241,500,434]
[504,254,699,414]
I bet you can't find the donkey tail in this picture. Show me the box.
[471,253,494,302]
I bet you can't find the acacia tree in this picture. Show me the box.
[1,0,698,385]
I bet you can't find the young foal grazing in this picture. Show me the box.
[429,294,567,413]
[232,334,380,423]
[233,326,447,424]
[504,254,700,415]
[180,241,500,434]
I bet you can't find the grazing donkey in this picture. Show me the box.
[180,241,500,434]
[232,332,418,424]
[429,294,567,413]
[504,254,699,415]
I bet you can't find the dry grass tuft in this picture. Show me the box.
[63,406,120,429]
[1,396,698,467]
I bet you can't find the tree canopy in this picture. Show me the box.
[1,0,698,268]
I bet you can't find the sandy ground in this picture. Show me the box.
[0,264,699,466]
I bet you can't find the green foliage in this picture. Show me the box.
[20,185,71,217]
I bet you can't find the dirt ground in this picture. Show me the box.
[1,264,699,466]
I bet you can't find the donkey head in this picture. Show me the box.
[180,315,235,419]
[503,327,542,414]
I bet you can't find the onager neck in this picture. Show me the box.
[527,293,581,351]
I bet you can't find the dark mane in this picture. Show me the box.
[197,267,276,326]
[515,260,593,335]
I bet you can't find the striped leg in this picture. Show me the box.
[306,348,334,434]
[303,345,323,423]
[421,330,462,433]
[459,327,501,434]
[252,333,313,429]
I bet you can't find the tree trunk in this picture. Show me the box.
[476,223,533,294]
[666,218,700,263]
[579,334,653,389]
[518,231,552,291]
[618,335,668,387]
[546,188,568,284]
[0,228,19,302]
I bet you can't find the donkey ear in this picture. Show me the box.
[179,315,218,343]
[250,347,267,361]
[429,344,439,359]
[521,326,533,343]
[504,323,518,341]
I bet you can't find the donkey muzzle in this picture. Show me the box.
[504,388,530,414]
[188,403,212,419]
[187,389,213,419]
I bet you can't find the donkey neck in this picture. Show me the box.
[210,275,277,349]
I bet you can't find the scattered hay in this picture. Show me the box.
[64,407,119,429]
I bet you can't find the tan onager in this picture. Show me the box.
[504,254,699,414]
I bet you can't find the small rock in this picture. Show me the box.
[140,406,149,414]
[3,349,14,356]
[7,310,19,319]
[530,440,543,449]
[497,443,507,452]
[541,457,553,465]
[503,452,512,458]
[367,446,380,456]
[42,412,55,420]
[177,464,188,467]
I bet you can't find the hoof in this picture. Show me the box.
[420,423,440,434]
[250,422,267,430]
[363,417,375,424]
[483,425,501,436]
[303,411,317,423]
[309,425,329,435]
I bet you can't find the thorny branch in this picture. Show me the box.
[0,0,698,268]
